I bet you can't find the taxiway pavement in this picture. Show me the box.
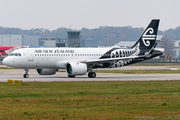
[0,69,180,82]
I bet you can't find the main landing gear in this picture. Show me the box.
[23,68,29,78]
[88,72,96,78]
[88,67,96,78]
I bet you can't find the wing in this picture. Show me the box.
[85,56,138,63]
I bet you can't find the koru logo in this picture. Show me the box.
[142,28,156,47]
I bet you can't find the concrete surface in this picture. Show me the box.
[0,69,180,82]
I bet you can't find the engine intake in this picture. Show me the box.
[37,69,57,75]
[66,62,87,76]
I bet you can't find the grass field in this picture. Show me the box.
[0,81,180,119]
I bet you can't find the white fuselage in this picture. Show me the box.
[3,47,135,69]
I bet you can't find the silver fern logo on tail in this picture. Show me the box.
[142,28,156,47]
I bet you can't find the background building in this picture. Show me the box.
[39,38,56,47]
[173,40,180,58]
[39,31,85,47]
[56,37,68,47]
[67,31,85,47]
[114,41,135,48]
[0,31,85,48]
[0,35,41,47]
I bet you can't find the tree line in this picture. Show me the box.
[0,25,179,47]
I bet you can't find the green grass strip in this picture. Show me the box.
[0,81,180,119]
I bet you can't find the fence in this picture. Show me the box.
[143,58,180,63]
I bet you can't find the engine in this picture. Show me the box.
[66,62,87,76]
[37,69,57,75]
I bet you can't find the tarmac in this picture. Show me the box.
[0,67,180,82]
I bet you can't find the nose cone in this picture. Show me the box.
[2,57,12,67]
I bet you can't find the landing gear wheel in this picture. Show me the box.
[23,74,29,78]
[88,72,96,78]
[91,72,96,78]
[23,68,29,78]
[88,72,92,78]
[68,75,76,78]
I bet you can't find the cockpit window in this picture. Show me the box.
[10,53,22,56]
[10,53,13,56]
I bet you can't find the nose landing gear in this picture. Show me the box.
[23,68,29,78]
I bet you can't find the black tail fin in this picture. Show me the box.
[131,19,160,55]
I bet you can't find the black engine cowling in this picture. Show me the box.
[37,69,57,75]
[66,62,87,76]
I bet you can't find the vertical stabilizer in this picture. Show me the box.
[131,19,160,55]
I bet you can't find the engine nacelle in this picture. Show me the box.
[37,69,57,75]
[66,62,87,76]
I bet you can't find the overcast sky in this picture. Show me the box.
[0,0,179,31]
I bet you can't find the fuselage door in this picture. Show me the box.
[27,49,33,61]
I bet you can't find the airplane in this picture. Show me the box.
[0,46,16,56]
[0,46,23,56]
[2,19,163,78]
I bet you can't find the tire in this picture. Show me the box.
[88,72,96,78]
[68,75,76,78]
[88,72,92,78]
[23,74,29,78]
[91,72,96,78]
